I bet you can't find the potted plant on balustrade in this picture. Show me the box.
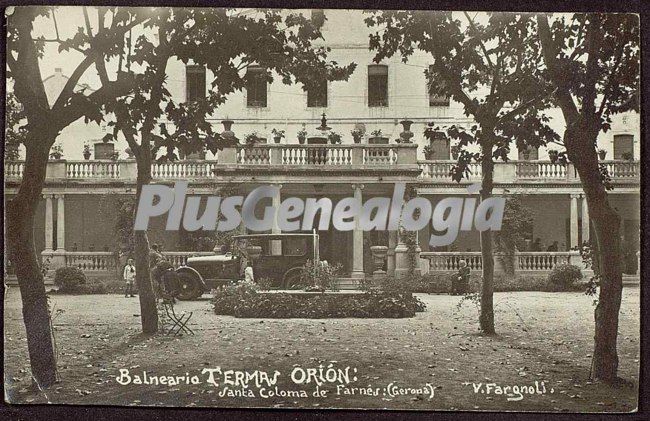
[271,128,285,144]
[297,129,308,145]
[351,128,363,144]
[423,145,436,160]
[597,148,607,160]
[82,143,92,160]
[49,144,64,160]
[109,151,120,161]
[368,129,389,144]
[451,145,460,160]
[548,149,559,164]
[621,151,634,161]
[328,131,342,145]
[244,132,262,147]
[125,147,135,159]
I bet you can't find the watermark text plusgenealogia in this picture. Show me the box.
[134,182,505,247]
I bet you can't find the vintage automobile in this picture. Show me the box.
[174,232,320,300]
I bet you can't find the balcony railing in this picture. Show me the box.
[417,160,639,183]
[418,161,482,180]
[231,143,408,167]
[4,151,639,185]
[67,161,121,179]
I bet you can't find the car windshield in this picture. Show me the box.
[232,236,310,257]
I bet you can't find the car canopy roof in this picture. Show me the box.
[232,233,317,241]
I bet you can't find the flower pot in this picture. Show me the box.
[83,152,92,160]
[548,151,559,164]
[220,120,239,145]
[399,119,413,132]
[298,137,306,145]
[451,149,460,160]
[368,136,389,145]
[598,150,607,160]
[352,136,362,144]
[273,136,282,144]
[370,246,388,277]
[399,120,414,143]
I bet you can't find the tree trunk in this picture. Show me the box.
[569,132,623,382]
[133,157,158,334]
[6,140,58,388]
[479,144,496,334]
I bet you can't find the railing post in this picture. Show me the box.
[566,162,579,181]
[495,161,516,183]
[351,145,364,165]
[120,160,137,180]
[269,144,283,165]
[219,147,238,164]
[396,144,418,165]
[46,160,67,179]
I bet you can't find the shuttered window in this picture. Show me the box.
[368,65,388,107]
[246,66,268,108]
[613,134,634,159]
[428,65,450,106]
[307,78,328,108]
[186,65,206,102]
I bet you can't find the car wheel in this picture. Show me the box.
[176,272,203,300]
[282,269,305,290]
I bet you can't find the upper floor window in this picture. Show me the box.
[427,65,450,107]
[186,65,206,102]
[246,66,268,108]
[307,78,328,108]
[368,65,388,107]
[311,9,326,28]
[613,134,634,160]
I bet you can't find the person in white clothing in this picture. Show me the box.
[123,258,136,297]
[244,261,255,283]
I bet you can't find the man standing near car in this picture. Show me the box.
[244,261,255,283]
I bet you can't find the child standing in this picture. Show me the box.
[123,258,136,297]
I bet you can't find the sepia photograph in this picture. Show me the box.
[3,5,642,413]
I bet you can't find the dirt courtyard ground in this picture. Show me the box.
[3,286,639,412]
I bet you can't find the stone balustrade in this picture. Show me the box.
[418,160,639,183]
[4,152,639,184]
[422,252,484,271]
[421,251,581,273]
[516,252,572,271]
[43,250,213,274]
[63,251,118,272]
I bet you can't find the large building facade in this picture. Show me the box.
[4,10,640,281]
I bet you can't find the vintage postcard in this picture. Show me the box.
[3,6,640,412]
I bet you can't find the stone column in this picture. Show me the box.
[55,194,65,251]
[570,194,579,249]
[387,230,398,276]
[581,196,590,244]
[44,194,54,251]
[350,184,365,278]
[271,184,282,255]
